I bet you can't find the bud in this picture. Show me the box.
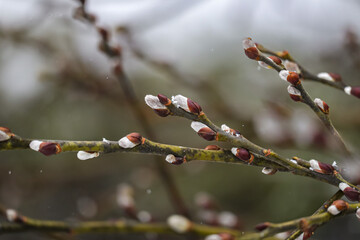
[145,95,170,117]
[344,86,360,98]
[356,208,360,220]
[269,56,282,65]
[205,145,221,150]
[172,95,202,114]
[6,209,18,222]
[77,151,100,160]
[309,159,334,174]
[221,124,241,137]
[30,140,62,156]
[242,38,260,60]
[165,154,185,165]
[279,70,300,85]
[339,182,360,202]
[205,233,234,240]
[262,167,277,175]
[287,85,302,102]
[218,211,239,228]
[314,98,329,114]
[0,127,13,142]
[284,60,301,73]
[327,200,349,215]
[191,122,216,141]
[231,147,254,163]
[255,222,270,231]
[137,210,152,223]
[167,215,192,233]
[317,72,342,82]
[117,183,136,217]
[157,94,171,105]
[258,56,281,69]
[118,133,143,148]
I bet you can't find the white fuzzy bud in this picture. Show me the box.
[77,151,99,160]
[327,205,341,215]
[29,140,43,151]
[262,167,277,175]
[287,85,301,96]
[284,60,300,73]
[165,154,176,164]
[171,95,189,111]
[221,124,231,133]
[279,70,290,81]
[356,208,360,220]
[317,72,333,81]
[167,215,191,233]
[218,211,238,228]
[145,95,167,109]
[118,136,137,148]
[242,38,256,49]
[339,182,350,191]
[344,86,352,95]
[0,130,10,142]
[205,234,223,240]
[309,159,320,171]
[6,209,18,222]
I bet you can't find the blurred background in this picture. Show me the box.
[1,0,360,239]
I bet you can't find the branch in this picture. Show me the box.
[255,43,360,99]
[243,38,353,156]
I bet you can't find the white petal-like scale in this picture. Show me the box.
[218,211,237,228]
[6,209,17,222]
[327,205,340,215]
[102,138,111,144]
[171,95,189,111]
[191,121,208,132]
[242,38,256,49]
[167,215,191,233]
[279,70,290,81]
[284,60,300,73]
[165,154,176,164]
[309,159,320,171]
[262,167,276,175]
[77,151,99,160]
[231,147,238,156]
[317,72,333,81]
[118,136,137,148]
[344,86,352,95]
[144,95,166,109]
[314,98,324,110]
[221,124,230,133]
[205,234,222,240]
[258,61,271,69]
[0,130,10,142]
[294,233,304,240]
[287,85,301,96]
[29,140,43,151]
[339,182,350,191]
